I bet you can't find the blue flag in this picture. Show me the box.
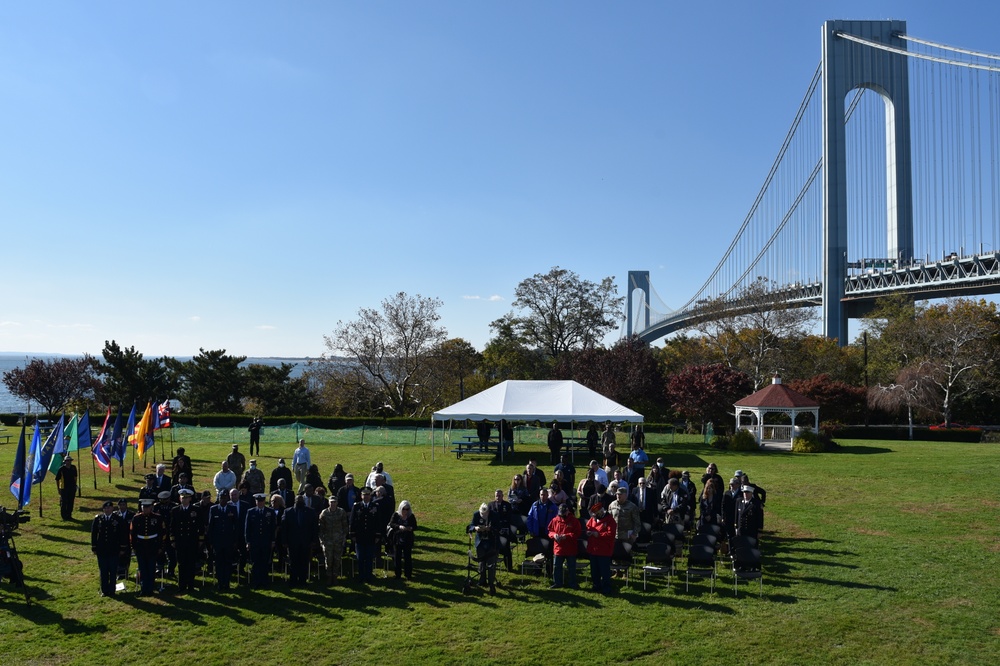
[32,414,65,486]
[21,423,40,506]
[78,410,92,450]
[111,406,127,463]
[8,424,28,509]
[122,404,137,456]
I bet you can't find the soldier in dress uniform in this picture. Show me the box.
[131,499,164,596]
[208,490,239,591]
[155,491,176,579]
[170,488,203,593]
[282,494,318,587]
[245,493,277,588]
[350,486,380,584]
[92,500,124,597]
[138,474,159,502]
[115,499,135,579]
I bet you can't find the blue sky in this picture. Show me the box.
[1,1,996,358]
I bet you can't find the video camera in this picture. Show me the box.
[0,507,30,532]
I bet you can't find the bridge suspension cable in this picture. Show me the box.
[896,34,1000,62]
[836,32,1000,73]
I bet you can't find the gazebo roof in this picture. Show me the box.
[734,376,819,409]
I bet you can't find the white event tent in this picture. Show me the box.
[431,380,643,461]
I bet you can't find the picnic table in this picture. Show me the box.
[450,436,506,458]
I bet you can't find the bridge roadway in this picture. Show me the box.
[636,253,1000,343]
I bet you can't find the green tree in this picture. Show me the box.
[494,266,625,360]
[2,356,101,417]
[323,292,447,417]
[97,340,178,406]
[421,338,482,409]
[665,363,753,430]
[177,348,246,413]
[242,363,317,416]
[480,316,548,382]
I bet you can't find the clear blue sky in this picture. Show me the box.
[1,1,995,358]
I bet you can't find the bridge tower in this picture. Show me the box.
[822,20,913,343]
[626,270,650,336]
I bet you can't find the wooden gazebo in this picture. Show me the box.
[734,374,819,447]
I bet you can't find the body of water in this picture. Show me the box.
[0,353,313,414]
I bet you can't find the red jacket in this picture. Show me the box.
[547,514,582,557]
[585,513,617,557]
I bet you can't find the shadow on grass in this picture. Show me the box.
[9,593,109,633]
[837,445,894,455]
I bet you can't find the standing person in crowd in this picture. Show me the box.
[170,473,195,504]
[476,420,492,444]
[154,491,176,579]
[213,461,237,500]
[601,423,617,457]
[56,455,78,520]
[247,416,264,456]
[527,488,559,540]
[305,465,326,494]
[508,474,531,517]
[350,486,380,585]
[628,432,648,478]
[292,439,310,492]
[92,500,124,597]
[170,488,203,593]
[609,486,641,545]
[488,489,514,572]
[499,419,514,454]
[269,458,292,494]
[631,476,658,527]
[152,464,172,495]
[274,478,295,508]
[548,503,581,590]
[604,442,620,478]
[336,473,360,514]
[585,502,617,594]
[554,454,576,492]
[328,463,347,497]
[547,422,563,465]
[468,502,499,596]
[524,461,545,498]
[388,500,417,580]
[548,480,569,508]
[576,468,597,521]
[245,493,276,588]
[131,499,163,596]
[208,491,238,592]
[736,484,764,540]
[229,488,251,580]
[139,474,159,502]
[242,459,266,496]
[282,494,317,586]
[226,445,247,485]
[318,496,349,585]
[722,477,742,539]
[586,423,600,460]
[366,461,393,488]
[115,499,134,580]
[698,480,721,532]
[630,424,645,453]
[171,447,193,485]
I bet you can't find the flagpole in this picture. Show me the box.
[91,444,98,490]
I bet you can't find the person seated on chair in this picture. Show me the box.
[526,488,559,540]
[508,474,531,517]
[467,502,500,595]
[547,503,582,590]
[609,486,641,545]
[488,489,514,572]
[585,502,617,594]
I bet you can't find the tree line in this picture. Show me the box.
[5,267,1000,430]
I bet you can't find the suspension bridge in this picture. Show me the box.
[628,20,1000,345]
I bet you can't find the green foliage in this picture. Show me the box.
[98,340,177,405]
[792,429,824,453]
[709,434,730,449]
[176,348,246,413]
[729,428,759,451]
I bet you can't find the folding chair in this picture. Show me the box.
[520,537,550,577]
[732,547,763,597]
[685,544,716,593]
[698,522,723,539]
[610,540,634,587]
[662,522,687,555]
[641,541,675,591]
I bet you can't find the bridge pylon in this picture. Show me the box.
[822,20,914,343]
[626,270,650,337]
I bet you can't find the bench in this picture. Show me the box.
[450,437,505,458]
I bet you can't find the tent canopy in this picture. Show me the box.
[432,380,643,423]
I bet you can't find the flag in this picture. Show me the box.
[157,400,171,428]
[49,413,76,474]
[111,406,128,463]
[8,424,28,508]
[77,410,92,451]
[33,414,65,486]
[122,404,137,457]
[152,400,161,430]
[93,407,112,473]
[21,423,41,506]
[130,401,154,459]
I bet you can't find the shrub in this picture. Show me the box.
[709,434,730,450]
[729,429,759,451]
[792,430,824,453]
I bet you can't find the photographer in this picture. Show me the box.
[0,507,30,591]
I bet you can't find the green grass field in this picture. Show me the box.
[0,431,997,665]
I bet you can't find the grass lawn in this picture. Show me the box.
[0,432,998,665]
